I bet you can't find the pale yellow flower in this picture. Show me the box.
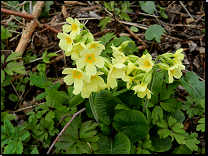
[167,64,185,83]
[126,61,138,75]
[132,82,152,99]
[65,42,85,60]
[111,43,122,52]
[122,75,135,89]
[173,48,184,64]
[107,59,126,89]
[76,49,105,76]
[62,68,90,94]
[57,32,74,52]
[62,17,81,38]
[86,41,105,52]
[137,53,154,72]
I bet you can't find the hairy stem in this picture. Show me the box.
[142,56,159,113]
[89,94,99,123]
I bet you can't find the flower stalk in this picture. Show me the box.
[89,94,99,123]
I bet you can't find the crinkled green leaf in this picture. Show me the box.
[3,139,16,154]
[79,120,99,138]
[95,133,131,154]
[173,144,192,154]
[19,130,30,141]
[113,110,149,143]
[151,105,163,124]
[145,24,166,43]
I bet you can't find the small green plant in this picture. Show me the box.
[22,49,37,64]
[42,49,58,63]
[157,4,168,19]
[1,26,12,49]
[1,119,30,154]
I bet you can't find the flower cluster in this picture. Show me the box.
[58,18,185,100]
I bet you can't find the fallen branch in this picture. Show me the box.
[15,1,45,55]
[1,8,34,19]
[46,108,86,154]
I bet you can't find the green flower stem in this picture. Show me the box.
[89,94,99,123]
[142,56,160,114]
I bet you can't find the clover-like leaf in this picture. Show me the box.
[145,24,166,43]
[139,1,155,14]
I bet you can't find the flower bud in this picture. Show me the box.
[127,55,139,63]
[158,63,169,70]
[163,56,174,66]
[134,72,145,80]
[100,66,109,75]
[87,33,94,43]
[142,72,152,85]
[161,53,174,58]
[103,57,111,67]
[81,33,88,43]
[120,41,132,51]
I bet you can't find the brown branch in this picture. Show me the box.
[1,8,34,19]
[12,54,65,83]
[125,26,147,46]
[46,108,86,154]
[43,23,61,34]
[15,1,45,55]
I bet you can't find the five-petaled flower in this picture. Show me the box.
[76,49,105,76]
[57,32,74,52]
[137,53,154,72]
[167,64,185,83]
[65,42,85,60]
[62,68,90,94]
[62,17,81,38]
[132,82,152,99]
[86,41,105,52]
[173,48,184,65]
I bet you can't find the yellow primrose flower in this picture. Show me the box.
[173,48,184,64]
[132,82,152,99]
[122,75,135,89]
[107,60,126,89]
[62,17,81,38]
[76,49,105,76]
[57,32,74,52]
[112,50,128,64]
[126,61,139,75]
[167,64,185,83]
[65,42,85,60]
[137,53,154,72]
[86,41,105,52]
[111,43,122,52]
[62,68,90,93]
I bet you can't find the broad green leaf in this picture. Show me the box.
[139,1,155,14]
[6,61,26,74]
[4,68,13,75]
[99,17,111,32]
[1,70,5,83]
[173,133,186,144]
[98,33,115,46]
[156,120,168,129]
[173,144,192,154]
[165,109,185,123]
[115,103,131,110]
[104,2,111,11]
[94,90,121,126]
[171,123,185,133]
[95,133,131,154]
[113,110,149,143]
[1,26,12,40]
[3,139,16,154]
[1,75,13,87]
[179,71,205,99]
[5,52,22,62]
[151,105,163,124]
[120,12,132,21]
[35,92,47,100]
[145,24,166,43]
[37,63,46,72]
[149,126,172,152]
[45,88,63,105]
[1,54,5,64]
[160,98,179,112]
[160,82,179,100]
[68,93,84,108]
[99,123,111,135]
[168,116,177,127]
[47,53,58,58]
[4,119,14,138]
[16,140,23,154]
[31,146,39,154]
[19,131,30,141]
[30,74,44,88]
[9,94,18,102]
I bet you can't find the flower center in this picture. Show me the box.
[90,43,98,49]
[86,54,95,64]
[73,71,82,79]
[66,37,72,44]
[144,61,151,67]
[72,24,78,31]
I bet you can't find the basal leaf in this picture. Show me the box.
[16,140,23,154]
[172,144,192,154]
[145,24,166,43]
[160,98,179,112]
[95,133,131,154]
[5,52,22,62]
[151,105,163,124]
[113,110,149,143]
[30,74,44,88]
[94,90,121,126]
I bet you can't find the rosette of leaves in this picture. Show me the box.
[1,119,30,154]
[55,115,99,154]
[180,96,204,119]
